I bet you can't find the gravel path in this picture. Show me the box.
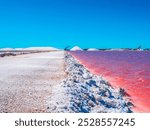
[0,51,66,113]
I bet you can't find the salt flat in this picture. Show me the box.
[0,51,66,112]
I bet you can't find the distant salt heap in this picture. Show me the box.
[0,47,60,57]
[70,46,82,51]
[24,47,60,51]
[0,48,14,51]
[0,47,60,51]
[88,48,98,51]
[14,48,24,51]
[106,49,125,51]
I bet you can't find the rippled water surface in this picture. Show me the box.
[70,51,150,112]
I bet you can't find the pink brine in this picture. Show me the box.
[70,50,150,112]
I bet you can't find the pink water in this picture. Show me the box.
[70,51,150,112]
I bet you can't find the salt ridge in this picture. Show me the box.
[46,52,133,113]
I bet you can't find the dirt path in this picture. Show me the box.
[0,51,66,113]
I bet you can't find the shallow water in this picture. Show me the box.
[70,51,150,112]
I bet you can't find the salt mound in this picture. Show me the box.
[88,48,98,51]
[0,48,14,51]
[14,48,24,51]
[24,47,59,51]
[106,49,124,51]
[70,46,82,51]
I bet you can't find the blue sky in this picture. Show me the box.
[0,0,150,49]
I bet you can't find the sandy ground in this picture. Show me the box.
[0,51,66,113]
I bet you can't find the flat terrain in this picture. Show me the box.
[0,51,66,112]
